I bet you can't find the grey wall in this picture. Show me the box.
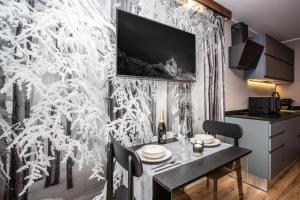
[224,20,276,111]
[277,40,300,106]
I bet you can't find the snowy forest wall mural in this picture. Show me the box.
[0,0,225,200]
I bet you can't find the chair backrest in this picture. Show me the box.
[106,134,143,200]
[202,120,243,146]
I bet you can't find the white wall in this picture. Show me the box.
[277,40,300,106]
[224,20,275,111]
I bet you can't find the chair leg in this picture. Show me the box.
[206,177,210,189]
[213,179,218,200]
[236,160,243,200]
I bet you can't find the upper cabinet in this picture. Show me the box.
[263,35,294,64]
[245,34,295,83]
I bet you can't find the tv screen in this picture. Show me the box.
[117,9,196,82]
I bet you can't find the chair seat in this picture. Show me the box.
[207,167,234,180]
[114,185,136,200]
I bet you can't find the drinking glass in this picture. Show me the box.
[177,139,191,161]
[172,123,180,140]
[177,126,192,161]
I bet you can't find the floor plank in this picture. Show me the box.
[184,160,300,200]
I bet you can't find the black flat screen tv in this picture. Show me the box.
[116,9,196,82]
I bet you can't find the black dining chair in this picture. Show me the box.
[203,120,244,200]
[106,134,143,200]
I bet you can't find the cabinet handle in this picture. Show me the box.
[270,131,285,139]
[269,144,285,153]
[297,135,300,138]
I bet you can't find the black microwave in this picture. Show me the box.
[249,97,281,114]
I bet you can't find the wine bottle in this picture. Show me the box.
[158,110,167,144]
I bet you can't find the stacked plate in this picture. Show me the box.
[190,134,221,147]
[136,145,172,163]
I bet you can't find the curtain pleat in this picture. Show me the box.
[204,15,225,122]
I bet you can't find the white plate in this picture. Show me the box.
[204,138,221,147]
[193,134,214,144]
[143,152,166,159]
[190,138,221,147]
[142,145,166,158]
[137,149,172,163]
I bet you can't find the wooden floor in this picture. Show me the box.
[182,160,300,200]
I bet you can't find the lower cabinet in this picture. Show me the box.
[286,117,300,165]
[269,144,286,179]
[298,135,300,154]
[268,120,287,179]
[226,115,300,181]
[269,116,300,179]
[295,117,300,153]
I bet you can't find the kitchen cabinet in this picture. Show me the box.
[296,117,300,153]
[269,120,287,178]
[269,144,286,179]
[263,34,294,64]
[225,115,300,181]
[265,55,294,82]
[245,34,294,82]
[224,118,270,179]
[285,117,300,165]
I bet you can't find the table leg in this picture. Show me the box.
[152,180,172,200]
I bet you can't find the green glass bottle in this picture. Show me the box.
[158,110,167,144]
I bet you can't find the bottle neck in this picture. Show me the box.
[160,110,165,122]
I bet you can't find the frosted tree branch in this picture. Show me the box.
[0,0,156,199]
[0,0,115,196]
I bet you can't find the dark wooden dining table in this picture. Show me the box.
[152,145,251,200]
[131,139,251,200]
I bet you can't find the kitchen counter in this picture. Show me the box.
[225,109,300,123]
[225,112,300,191]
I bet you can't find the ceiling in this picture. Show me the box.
[215,0,300,42]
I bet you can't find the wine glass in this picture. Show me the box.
[177,125,192,161]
